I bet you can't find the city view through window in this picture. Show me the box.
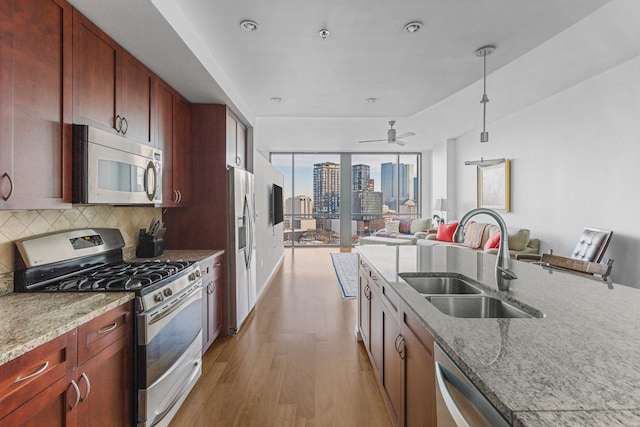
[271,153,421,246]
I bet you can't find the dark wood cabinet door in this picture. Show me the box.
[382,309,403,426]
[172,94,192,204]
[76,335,132,427]
[120,51,153,144]
[402,309,436,427]
[0,370,79,427]
[369,290,383,375]
[202,254,225,353]
[72,9,119,134]
[358,272,371,347]
[0,0,72,210]
[155,80,175,204]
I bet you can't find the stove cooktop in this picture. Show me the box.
[41,260,194,292]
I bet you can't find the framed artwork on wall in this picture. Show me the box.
[477,159,511,212]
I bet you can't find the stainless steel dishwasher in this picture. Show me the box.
[434,343,510,427]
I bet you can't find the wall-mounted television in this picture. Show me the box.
[272,183,284,225]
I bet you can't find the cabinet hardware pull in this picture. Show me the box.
[364,284,371,300]
[207,282,213,294]
[115,115,122,132]
[14,361,49,383]
[176,190,182,203]
[371,275,379,281]
[69,380,81,410]
[1,173,14,201]
[212,282,216,292]
[97,322,118,334]
[398,335,406,360]
[80,372,91,401]
[394,333,401,353]
[214,262,221,267]
[121,117,128,134]
[234,155,241,166]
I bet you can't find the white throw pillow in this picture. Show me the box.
[385,220,400,233]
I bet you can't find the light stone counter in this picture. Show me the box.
[0,292,134,365]
[129,249,224,263]
[0,250,221,367]
[357,245,640,427]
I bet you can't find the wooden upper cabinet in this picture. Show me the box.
[0,0,72,210]
[172,94,192,205]
[155,79,191,207]
[72,9,153,144]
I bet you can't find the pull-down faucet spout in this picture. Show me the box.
[453,208,517,291]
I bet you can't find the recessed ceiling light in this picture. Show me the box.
[240,20,259,32]
[271,97,283,103]
[403,21,422,33]
[318,29,330,39]
[366,98,378,103]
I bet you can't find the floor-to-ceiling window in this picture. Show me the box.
[271,153,421,247]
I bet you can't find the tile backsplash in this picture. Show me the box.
[0,206,161,275]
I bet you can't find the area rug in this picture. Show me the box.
[330,252,358,299]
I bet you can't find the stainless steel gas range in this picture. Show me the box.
[14,228,203,427]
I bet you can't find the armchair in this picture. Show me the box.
[517,228,613,281]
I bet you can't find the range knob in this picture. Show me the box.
[188,270,201,281]
[154,292,165,302]
[163,288,173,297]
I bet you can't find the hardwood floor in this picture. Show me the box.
[170,247,392,427]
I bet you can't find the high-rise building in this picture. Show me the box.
[285,195,313,215]
[381,162,415,208]
[352,190,383,220]
[352,164,370,190]
[313,162,340,216]
[399,163,415,203]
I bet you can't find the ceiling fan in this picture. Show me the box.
[358,120,416,146]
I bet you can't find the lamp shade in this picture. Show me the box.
[434,198,448,212]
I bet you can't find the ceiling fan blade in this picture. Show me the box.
[396,132,416,139]
[395,140,408,146]
[358,139,387,143]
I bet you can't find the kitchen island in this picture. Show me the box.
[357,245,640,426]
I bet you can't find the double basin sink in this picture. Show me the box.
[398,273,543,319]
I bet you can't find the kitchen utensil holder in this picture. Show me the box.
[136,233,164,258]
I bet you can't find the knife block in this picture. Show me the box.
[136,234,164,258]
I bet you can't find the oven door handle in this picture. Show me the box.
[150,356,201,425]
[142,283,202,345]
[149,284,201,326]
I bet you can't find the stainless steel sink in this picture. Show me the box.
[425,295,538,319]
[398,274,483,295]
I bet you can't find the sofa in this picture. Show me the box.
[417,221,539,259]
[359,218,434,245]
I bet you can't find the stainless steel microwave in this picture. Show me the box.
[72,124,162,204]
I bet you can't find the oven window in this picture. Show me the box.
[144,297,201,387]
[98,159,145,192]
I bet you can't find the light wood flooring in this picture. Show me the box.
[170,247,392,427]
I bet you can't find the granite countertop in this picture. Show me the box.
[356,245,640,427]
[0,249,223,367]
[0,292,134,365]
[128,249,224,263]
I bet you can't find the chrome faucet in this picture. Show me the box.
[453,208,517,291]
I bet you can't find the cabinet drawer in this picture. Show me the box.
[200,254,223,280]
[77,301,133,364]
[0,329,77,419]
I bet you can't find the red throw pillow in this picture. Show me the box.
[484,231,501,250]
[436,222,459,242]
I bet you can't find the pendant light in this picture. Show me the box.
[464,45,505,167]
[475,45,495,143]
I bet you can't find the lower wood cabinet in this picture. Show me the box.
[202,253,225,352]
[0,301,133,426]
[357,257,436,427]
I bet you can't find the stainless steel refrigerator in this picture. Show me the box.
[227,167,257,334]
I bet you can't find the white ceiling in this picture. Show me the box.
[67,0,612,124]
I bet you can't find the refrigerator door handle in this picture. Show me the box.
[246,195,254,267]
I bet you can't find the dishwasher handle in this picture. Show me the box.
[435,361,510,427]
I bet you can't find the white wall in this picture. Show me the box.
[451,54,640,287]
[253,153,285,297]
